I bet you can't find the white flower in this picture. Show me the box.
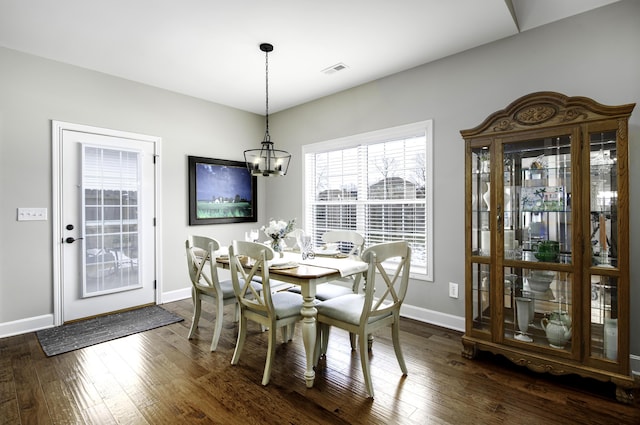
[261,218,296,240]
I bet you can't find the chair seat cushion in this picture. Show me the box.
[250,276,294,293]
[199,279,259,300]
[288,283,353,300]
[271,292,304,319]
[315,284,353,300]
[219,279,238,299]
[315,294,392,326]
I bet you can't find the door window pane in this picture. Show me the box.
[82,146,141,296]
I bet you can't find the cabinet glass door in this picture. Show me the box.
[502,135,574,351]
[471,147,491,256]
[503,135,572,264]
[471,263,491,331]
[588,130,619,361]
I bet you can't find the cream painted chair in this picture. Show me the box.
[186,235,238,351]
[285,228,305,251]
[185,236,261,351]
[229,240,303,386]
[316,230,365,300]
[289,229,367,349]
[314,241,411,398]
[289,230,365,301]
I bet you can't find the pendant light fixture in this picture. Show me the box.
[244,43,291,177]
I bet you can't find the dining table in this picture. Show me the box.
[216,250,368,388]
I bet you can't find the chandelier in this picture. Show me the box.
[244,43,291,177]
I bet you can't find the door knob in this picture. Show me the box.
[64,237,84,244]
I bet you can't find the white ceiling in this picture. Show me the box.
[0,0,621,114]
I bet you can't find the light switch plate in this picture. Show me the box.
[17,207,48,221]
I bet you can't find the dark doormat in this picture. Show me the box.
[36,305,184,356]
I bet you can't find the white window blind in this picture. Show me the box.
[303,120,433,280]
[82,145,142,295]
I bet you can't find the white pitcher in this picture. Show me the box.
[541,313,572,349]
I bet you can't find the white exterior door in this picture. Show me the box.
[53,122,160,323]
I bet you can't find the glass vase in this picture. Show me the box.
[272,238,285,257]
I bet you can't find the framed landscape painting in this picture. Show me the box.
[188,156,257,225]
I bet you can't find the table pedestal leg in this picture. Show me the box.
[300,284,317,388]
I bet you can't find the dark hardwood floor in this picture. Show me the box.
[1,299,639,424]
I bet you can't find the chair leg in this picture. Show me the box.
[233,302,240,322]
[210,296,224,352]
[188,290,201,339]
[349,332,356,351]
[231,315,247,365]
[313,324,323,367]
[321,325,330,356]
[262,323,278,386]
[391,319,408,374]
[358,332,375,398]
[314,324,330,366]
[280,325,288,343]
[284,323,295,341]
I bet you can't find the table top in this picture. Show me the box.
[216,252,367,284]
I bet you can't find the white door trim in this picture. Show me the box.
[52,120,163,325]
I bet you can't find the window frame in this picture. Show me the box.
[301,120,434,281]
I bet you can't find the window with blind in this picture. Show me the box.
[302,120,433,280]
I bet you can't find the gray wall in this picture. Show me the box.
[0,1,638,361]
[0,46,267,324]
[269,0,640,356]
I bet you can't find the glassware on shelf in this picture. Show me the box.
[604,318,618,360]
[527,270,555,293]
[482,182,490,210]
[515,297,533,342]
[542,311,572,349]
[534,240,560,262]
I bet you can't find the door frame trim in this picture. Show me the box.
[52,120,163,325]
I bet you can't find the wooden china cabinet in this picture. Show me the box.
[460,92,637,403]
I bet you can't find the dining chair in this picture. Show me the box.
[288,229,367,350]
[229,240,304,386]
[313,240,411,398]
[186,235,239,352]
[289,229,366,301]
[285,228,305,251]
[317,230,366,299]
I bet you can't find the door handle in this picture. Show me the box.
[64,237,84,244]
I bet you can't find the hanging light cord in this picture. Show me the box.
[263,46,270,143]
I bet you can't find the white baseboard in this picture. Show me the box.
[158,288,468,334]
[400,303,466,332]
[631,355,640,377]
[160,287,192,304]
[0,314,54,338]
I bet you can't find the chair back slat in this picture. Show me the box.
[229,240,276,315]
[186,236,222,291]
[361,241,411,323]
[322,230,365,256]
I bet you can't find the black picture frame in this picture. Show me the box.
[188,156,257,225]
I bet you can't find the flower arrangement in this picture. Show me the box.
[261,218,296,253]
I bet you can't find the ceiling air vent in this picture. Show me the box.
[322,63,348,75]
